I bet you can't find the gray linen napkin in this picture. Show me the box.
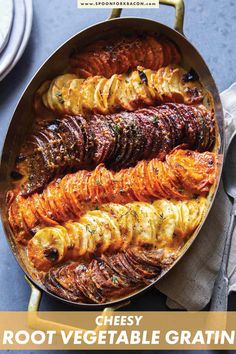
[156,83,236,310]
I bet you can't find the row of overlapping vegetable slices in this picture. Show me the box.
[7,34,218,304]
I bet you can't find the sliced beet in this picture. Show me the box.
[89,114,116,165]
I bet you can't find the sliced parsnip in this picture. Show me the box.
[128,202,159,246]
[143,69,156,99]
[77,223,90,256]
[89,210,122,251]
[102,75,116,112]
[79,212,101,253]
[117,74,138,111]
[51,74,77,111]
[64,221,83,257]
[107,75,122,112]
[82,211,107,250]
[94,77,107,113]
[62,78,84,114]
[78,77,96,113]
[130,68,152,105]
[190,197,207,229]
[167,67,184,102]
[161,65,172,97]
[179,202,190,237]
[153,199,176,246]
[184,200,201,234]
[100,203,134,249]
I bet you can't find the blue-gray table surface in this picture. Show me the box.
[0,0,236,353]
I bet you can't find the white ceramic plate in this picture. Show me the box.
[0,0,25,76]
[0,0,33,81]
[0,0,14,55]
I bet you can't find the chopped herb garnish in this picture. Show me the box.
[152,115,158,125]
[178,188,185,193]
[55,91,64,104]
[112,275,119,284]
[130,210,138,219]
[85,225,96,235]
[154,167,159,175]
[114,125,121,134]
[118,211,130,219]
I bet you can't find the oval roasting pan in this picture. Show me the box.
[0,0,224,311]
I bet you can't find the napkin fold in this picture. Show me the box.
[156,83,236,310]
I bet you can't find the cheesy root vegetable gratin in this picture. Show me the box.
[7,33,219,304]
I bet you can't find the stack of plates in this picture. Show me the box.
[0,0,32,81]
